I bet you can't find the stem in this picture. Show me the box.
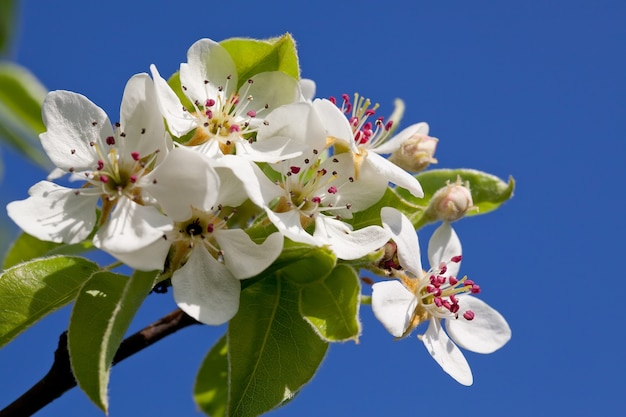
[0,308,200,417]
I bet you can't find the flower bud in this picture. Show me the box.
[427,179,474,222]
[389,133,438,172]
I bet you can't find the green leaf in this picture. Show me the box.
[350,186,422,229]
[3,233,95,270]
[228,277,328,417]
[0,0,14,54]
[259,239,336,285]
[68,269,156,412]
[395,169,515,228]
[0,62,49,168]
[0,256,99,348]
[195,335,229,417]
[220,34,300,89]
[3,233,63,270]
[300,264,361,342]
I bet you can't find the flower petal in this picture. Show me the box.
[313,216,390,260]
[180,38,236,104]
[264,208,319,247]
[312,98,358,152]
[140,146,220,220]
[213,155,283,208]
[119,73,168,157]
[421,319,473,386]
[255,101,327,154]
[373,122,429,155]
[215,230,284,279]
[364,152,423,198]
[7,181,99,244]
[40,90,112,172]
[102,234,171,271]
[93,197,173,253]
[150,64,197,137]
[172,246,241,325]
[380,207,422,275]
[299,78,316,101]
[244,71,300,115]
[445,296,511,354]
[428,222,462,277]
[371,280,417,338]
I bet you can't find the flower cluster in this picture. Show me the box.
[6,37,510,385]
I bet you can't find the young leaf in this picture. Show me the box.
[194,335,228,417]
[3,233,63,269]
[262,239,336,285]
[68,269,156,412]
[0,0,14,54]
[395,169,515,227]
[0,62,49,168]
[220,34,300,89]
[300,264,361,342]
[0,256,99,348]
[350,186,421,229]
[4,232,95,270]
[228,277,328,417]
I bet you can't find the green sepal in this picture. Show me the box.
[227,276,328,417]
[0,62,49,168]
[3,232,93,270]
[194,335,229,417]
[220,33,300,89]
[300,264,361,342]
[0,256,99,348]
[68,269,157,412]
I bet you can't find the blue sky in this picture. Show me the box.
[1,0,625,416]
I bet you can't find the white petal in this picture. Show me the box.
[216,230,284,279]
[380,207,422,275]
[313,216,390,260]
[299,78,316,101]
[140,146,219,220]
[265,208,320,247]
[312,98,359,152]
[373,122,429,155]
[428,222,462,277]
[213,155,283,208]
[103,235,171,271]
[180,38,236,104]
[421,319,473,386]
[40,90,112,172]
[7,181,98,244]
[445,296,511,354]
[365,152,423,198]
[245,71,300,113]
[149,64,197,137]
[371,280,417,337]
[172,246,241,325]
[94,198,173,253]
[328,153,387,214]
[236,136,307,163]
[119,73,168,157]
[256,102,327,152]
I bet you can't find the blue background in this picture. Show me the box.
[1,0,625,416]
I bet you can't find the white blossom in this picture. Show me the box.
[371,207,511,385]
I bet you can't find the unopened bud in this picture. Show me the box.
[427,178,474,222]
[389,133,438,172]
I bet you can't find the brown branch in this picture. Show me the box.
[0,308,200,417]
